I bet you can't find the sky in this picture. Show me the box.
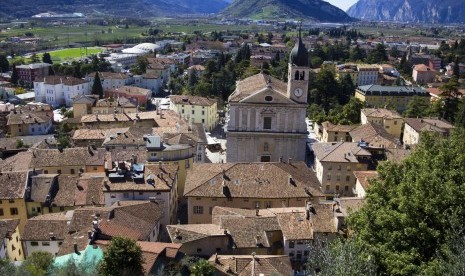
[324,0,359,11]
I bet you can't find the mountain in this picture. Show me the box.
[221,0,353,22]
[347,0,465,23]
[0,0,230,19]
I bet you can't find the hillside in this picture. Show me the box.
[0,0,229,19]
[347,0,465,23]
[221,0,353,22]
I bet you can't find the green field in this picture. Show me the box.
[42,47,104,63]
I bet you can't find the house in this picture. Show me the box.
[412,64,436,84]
[208,255,293,276]
[0,171,33,234]
[311,142,373,197]
[226,32,309,163]
[355,85,430,113]
[104,86,151,107]
[16,63,51,84]
[134,73,163,95]
[21,212,70,257]
[25,173,105,217]
[170,95,218,131]
[85,72,134,91]
[34,76,90,107]
[361,108,403,138]
[22,200,164,258]
[72,94,99,118]
[353,171,379,198]
[93,97,139,115]
[6,108,53,137]
[167,204,339,267]
[314,121,357,142]
[350,123,401,150]
[0,219,22,261]
[403,118,455,146]
[80,111,158,129]
[103,161,179,226]
[356,64,379,86]
[183,161,323,224]
[102,126,151,150]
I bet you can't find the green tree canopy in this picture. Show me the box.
[0,54,9,73]
[98,237,144,276]
[190,259,215,276]
[42,53,53,64]
[91,72,103,99]
[17,251,54,276]
[349,128,465,275]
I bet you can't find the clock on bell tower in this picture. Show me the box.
[287,25,310,104]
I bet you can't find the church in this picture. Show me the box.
[226,32,309,162]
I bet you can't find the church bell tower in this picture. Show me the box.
[287,25,310,104]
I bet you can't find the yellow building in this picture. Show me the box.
[0,171,31,237]
[355,85,430,113]
[170,95,218,132]
[0,219,23,261]
[361,108,403,139]
[183,162,324,224]
[315,121,358,142]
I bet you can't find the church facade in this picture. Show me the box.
[226,33,310,162]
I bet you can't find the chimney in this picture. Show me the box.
[158,161,162,169]
[256,209,259,216]
[49,232,56,240]
[288,158,292,165]
[73,242,80,255]
[279,156,283,162]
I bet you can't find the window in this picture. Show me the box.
[265,201,272,208]
[9,199,14,203]
[202,111,205,115]
[346,175,350,181]
[265,96,273,102]
[197,154,202,161]
[263,142,269,152]
[209,207,213,215]
[193,206,203,214]
[70,169,75,174]
[345,186,349,191]
[93,166,98,171]
[394,121,398,125]
[0,208,3,216]
[60,207,65,211]
[185,159,190,169]
[296,251,303,260]
[182,109,184,114]
[328,165,332,171]
[263,117,272,130]
[139,192,143,195]
[337,165,341,171]
[336,175,340,181]
[42,242,50,246]
[335,185,340,191]
[192,110,195,115]
[326,174,331,180]
[123,193,129,198]
[346,166,351,171]
[57,170,62,174]
[31,242,39,246]
[201,119,205,123]
[10,208,18,215]
[289,241,295,248]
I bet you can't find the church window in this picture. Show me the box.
[264,142,269,152]
[300,71,305,80]
[263,117,272,130]
[295,71,300,80]
[265,96,273,102]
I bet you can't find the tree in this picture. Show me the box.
[313,68,340,112]
[0,259,16,275]
[439,76,460,122]
[455,99,465,128]
[98,237,144,276]
[332,97,364,125]
[339,74,356,105]
[367,43,388,64]
[0,54,9,73]
[349,129,465,275]
[190,259,215,276]
[91,72,103,99]
[306,239,377,276]
[349,45,365,61]
[31,53,40,63]
[131,56,148,75]
[403,96,430,118]
[17,251,54,276]
[188,69,198,90]
[10,65,18,85]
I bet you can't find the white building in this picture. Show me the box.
[85,72,134,91]
[134,73,163,95]
[105,53,138,72]
[357,65,379,86]
[34,76,90,107]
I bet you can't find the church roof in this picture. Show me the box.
[228,73,287,102]
[290,28,309,67]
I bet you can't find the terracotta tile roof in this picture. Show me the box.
[167,224,226,244]
[95,97,138,108]
[350,123,400,149]
[72,94,98,104]
[107,86,151,96]
[102,127,151,146]
[427,87,465,98]
[404,118,454,133]
[29,174,58,202]
[7,111,51,125]
[273,210,312,240]
[93,72,131,80]
[208,255,292,276]
[184,162,323,199]
[29,147,108,168]
[338,198,365,216]
[54,175,80,207]
[0,151,34,172]
[353,170,379,191]
[81,111,157,124]
[21,212,69,241]
[170,95,217,106]
[414,64,435,72]
[188,65,206,71]
[142,72,162,79]
[0,171,29,199]
[321,121,358,133]
[38,76,87,86]
[220,216,281,248]
[0,219,20,239]
[312,142,372,163]
[385,148,411,163]
[72,129,115,141]
[0,135,55,151]
[229,73,288,102]
[56,229,91,256]
[310,203,338,233]
[361,108,402,119]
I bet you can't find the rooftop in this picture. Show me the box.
[312,142,372,163]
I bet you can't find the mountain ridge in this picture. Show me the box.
[222,0,353,22]
[347,0,465,23]
[0,0,230,19]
